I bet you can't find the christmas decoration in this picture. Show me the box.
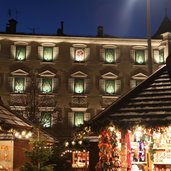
[95,126,121,171]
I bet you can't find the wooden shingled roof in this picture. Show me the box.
[0,104,32,130]
[91,56,171,127]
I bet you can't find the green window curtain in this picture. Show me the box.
[135,50,145,64]
[14,77,25,93]
[105,48,115,64]
[41,112,51,128]
[43,47,53,62]
[42,78,52,93]
[75,49,85,62]
[105,80,115,95]
[16,45,26,61]
[159,49,164,64]
[74,112,84,127]
[74,79,84,94]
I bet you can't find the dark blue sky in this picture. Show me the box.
[0,0,171,38]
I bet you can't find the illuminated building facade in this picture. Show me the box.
[0,15,171,141]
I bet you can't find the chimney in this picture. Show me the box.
[97,26,104,37]
[6,19,17,33]
[61,21,64,35]
[57,21,64,36]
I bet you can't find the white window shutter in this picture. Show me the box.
[85,48,90,61]
[53,47,59,60]
[145,49,148,63]
[38,46,43,59]
[99,79,105,93]
[8,76,13,92]
[11,45,16,59]
[26,46,31,59]
[85,78,90,93]
[70,47,75,60]
[130,49,135,63]
[153,50,159,64]
[68,78,74,93]
[100,48,105,62]
[115,79,121,93]
[36,78,42,92]
[53,78,59,93]
[130,80,136,89]
[25,77,31,92]
[115,48,120,63]
[68,112,74,126]
[84,112,91,121]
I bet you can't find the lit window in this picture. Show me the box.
[16,45,26,61]
[105,48,115,64]
[42,78,52,93]
[74,49,85,62]
[41,111,52,128]
[74,112,84,127]
[105,80,115,95]
[14,77,25,93]
[43,47,53,62]
[135,50,145,65]
[159,49,164,64]
[74,79,84,94]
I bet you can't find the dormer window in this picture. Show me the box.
[41,111,52,128]
[70,44,90,63]
[135,50,145,65]
[10,69,29,94]
[74,112,84,127]
[43,47,53,62]
[130,73,148,89]
[100,45,120,64]
[105,48,115,64]
[74,78,84,94]
[14,77,25,93]
[99,72,121,96]
[105,79,115,95]
[16,45,26,61]
[11,42,31,61]
[38,70,58,94]
[68,71,89,95]
[130,46,147,65]
[38,43,59,62]
[75,49,85,62]
[42,78,52,93]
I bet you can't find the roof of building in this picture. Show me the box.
[90,55,171,128]
[0,103,32,130]
[153,14,171,38]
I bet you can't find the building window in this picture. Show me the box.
[135,80,143,86]
[74,112,84,127]
[74,79,84,94]
[41,111,52,128]
[74,49,85,62]
[16,45,26,61]
[43,47,53,62]
[14,77,25,93]
[105,48,115,64]
[159,49,164,64]
[135,50,145,65]
[42,78,52,93]
[105,80,115,95]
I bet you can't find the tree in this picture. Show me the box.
[20,140,55,171]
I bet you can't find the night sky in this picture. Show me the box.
[0,0,171,38]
